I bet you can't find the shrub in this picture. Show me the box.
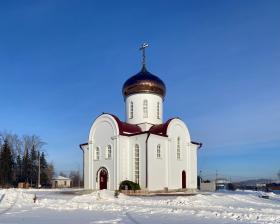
[114,190,119,198]
[119,180,140,191]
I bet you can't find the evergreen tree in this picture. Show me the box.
[0,132,53,188]
[0,140,14,186]
[40,152,49,186]
[30,146,38,186]
[15,154,23,183]
[22,148,32,183]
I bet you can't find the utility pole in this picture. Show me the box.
[78,164,81,188]
[37,151,40,188]
[215,170,218,182]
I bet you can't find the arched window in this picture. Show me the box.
[130,101,133,119]
[95,147,100,160]
[143,99,148,118]
[156,144,161,158]
[157,102,160,119]
[107,145,112,159]
[177,137,181,159]
[134,144,140,183]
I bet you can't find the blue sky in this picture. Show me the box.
[0,0,279,181]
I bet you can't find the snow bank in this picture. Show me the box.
[0,188,34,214]
[170,191,280,223]
[1,189,280,223]
[35,190,126,212]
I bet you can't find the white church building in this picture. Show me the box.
[80,45,202,191]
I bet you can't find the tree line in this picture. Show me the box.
[0,132,54,187]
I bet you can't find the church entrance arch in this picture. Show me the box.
[97,167,108,190]
[182,170,186,189]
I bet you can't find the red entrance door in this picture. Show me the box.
[99,169,108,190]
[182,171,186,189]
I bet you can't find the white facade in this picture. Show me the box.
[80,65,201,191]
[80,115,201,191]
[52,176,72,188]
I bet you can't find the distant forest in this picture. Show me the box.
[0,132,54,187]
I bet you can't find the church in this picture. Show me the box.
[80,44,202,191]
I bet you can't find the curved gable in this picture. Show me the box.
[166,118,191,142]
[89,113,142,141]
[89,114,119,142]
[108,114,142,135]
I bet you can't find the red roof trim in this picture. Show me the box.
[79,114,202,148]
[149,118,176,136]
[106,113,142,135]
[120,131,167,137]
[96,113,173,137]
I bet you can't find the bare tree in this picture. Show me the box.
[22,135,46,156]
[30,135,45,151]
[22,135,33,156]
[47,163,55,181]
[69,170,82,188]
[0,132,22,158]
[0,132,4,145]
[59,171,67,177]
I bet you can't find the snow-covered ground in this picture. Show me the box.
[0,188,279,224]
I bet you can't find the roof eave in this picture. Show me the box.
[79,143,88,150]
[191,141,203,149]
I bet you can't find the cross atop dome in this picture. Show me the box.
[122,43,166,99]
[139,43,149,67]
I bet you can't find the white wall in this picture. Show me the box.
[146,122,198,191]
[87,114,119,190]
[82,145,89,189]
[125,93,163,125]
[52,179,71,188]
[118,136,129,183]
[127,134,148,189]
[189,144,198,189]
[147,134,168,191]
[200,182,216,192]
[166,119,197,190]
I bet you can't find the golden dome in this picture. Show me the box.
[122,66,166,99]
